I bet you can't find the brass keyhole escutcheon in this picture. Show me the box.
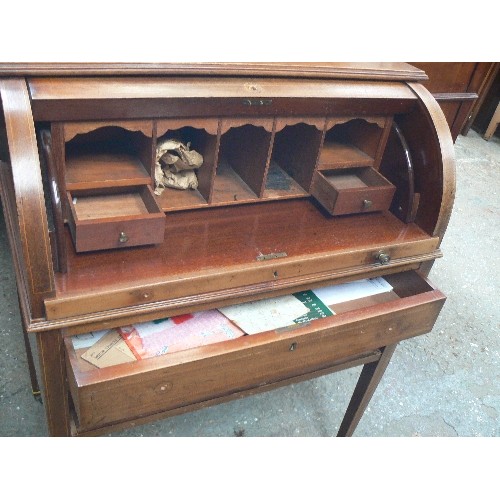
[289,342,298,351]
[119,231,128,243]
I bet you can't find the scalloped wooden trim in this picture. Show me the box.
[64,120,153,142]
[274,117,326,133]
[156,118,219,137]
[326,116,386,130]
[220,118,274,135]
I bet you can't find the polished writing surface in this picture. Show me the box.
[55,198,435,294]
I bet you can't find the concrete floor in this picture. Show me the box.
[0,130,498,437]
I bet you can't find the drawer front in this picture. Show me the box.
[333,184,395,215]
[67,186,165,252]
[70,213,166,252]
[66,272,445,432]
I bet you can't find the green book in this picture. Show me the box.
[292,290,334,324]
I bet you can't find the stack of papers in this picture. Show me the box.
[120,310,244,359]
[218,295,309,335]
[73,277,393,367]
[313,276,393,306]
[219,276,393,335]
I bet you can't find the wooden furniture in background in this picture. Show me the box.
[411,62,498,142]
[483,101,500,140]
[0,63,455,436]
[466,64,500,140]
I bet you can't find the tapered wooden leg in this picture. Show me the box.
[36,331,71,436]
[337,343,397,437]
[23,330,40,395]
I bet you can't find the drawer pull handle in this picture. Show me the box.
[376,252,391,265]
[289,342,298,352]
[362,199,373,210]
[119,231,129,243]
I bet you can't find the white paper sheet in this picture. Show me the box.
[312,277,393,307]
[219,295,309,335]
[71,330,109,349]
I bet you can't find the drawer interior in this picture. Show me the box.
[319,116,391,170]
[68,186,162,221]
[71,191,152,220]
[66,271,438,375]
[310,167,396,215]
[321,167,394,191]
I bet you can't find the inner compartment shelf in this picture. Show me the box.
[266,121,323,196]
[318,117,390,170]
[211,157,260,204]
[214,123,271,203]
[318,142,374,169]
[57,117,396,214]
[262,161,309,200]
[66,153,151,191]
[64,125,153,191]
[155,123,218,211]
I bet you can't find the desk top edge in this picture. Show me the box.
[0,62,428,81]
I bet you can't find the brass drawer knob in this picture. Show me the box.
[362,199,373,210]
[119,231,129,243]
[376,251,390,265]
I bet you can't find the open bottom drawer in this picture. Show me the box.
[64,270,445,433]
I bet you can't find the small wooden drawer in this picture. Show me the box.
[65,271,445,433]
[67,185,166,252]
[310,167,396,216]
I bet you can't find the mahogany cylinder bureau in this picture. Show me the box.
[0,63,455,436]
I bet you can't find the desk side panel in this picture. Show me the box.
[0,78,55,320]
